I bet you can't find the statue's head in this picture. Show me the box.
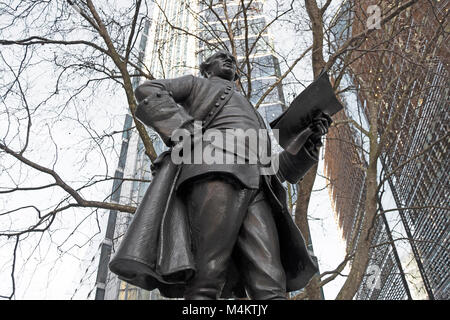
[199,50,239,81]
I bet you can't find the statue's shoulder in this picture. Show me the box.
[191,75,207,83]
[168,74,214,91]
[193,75,219,88]
[174,74,206,86]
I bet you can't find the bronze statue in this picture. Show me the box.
[109,50,339,300]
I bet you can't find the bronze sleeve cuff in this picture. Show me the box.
[277,147,318,184]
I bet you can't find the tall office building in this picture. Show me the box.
[324,0,448,299]
[96,0,290,300]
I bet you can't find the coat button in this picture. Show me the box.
[209,111,214,116]
[143,98,148,104]
[215,102,220,107]
[220,95,225,99]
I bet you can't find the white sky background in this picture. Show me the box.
[0,0,349,300]
[308,155,348,299]
[0,0,131,299]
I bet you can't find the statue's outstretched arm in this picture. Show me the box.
[277,112,332,184]
[277,142,318,184]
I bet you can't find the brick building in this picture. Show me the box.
[324,0,448,299]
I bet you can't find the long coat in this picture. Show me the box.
[109,75,319,298]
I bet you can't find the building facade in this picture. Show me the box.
[324,0,448,299]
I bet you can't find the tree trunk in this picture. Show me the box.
[292,0,327,300]
[336,93,380,300]
[336,156,378,300]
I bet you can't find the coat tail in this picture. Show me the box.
[109,152,195,293]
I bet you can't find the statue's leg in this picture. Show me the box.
[234,192,287,300]
[181,175,257,300]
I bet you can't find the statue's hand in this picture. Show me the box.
[303,112,332,158]
[312,112,332,135]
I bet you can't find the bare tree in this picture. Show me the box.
[294,0,449,300]
[0,0,159,299]
[0,0,446,300]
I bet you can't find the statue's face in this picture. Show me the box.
[206,51,237,81]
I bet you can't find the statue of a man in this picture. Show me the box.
[110,50,332,300]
